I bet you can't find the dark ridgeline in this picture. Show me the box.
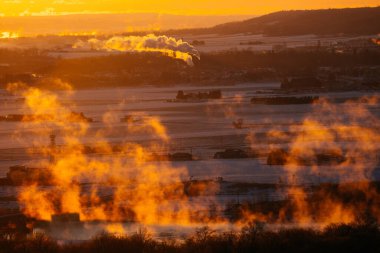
[171,7,380,36]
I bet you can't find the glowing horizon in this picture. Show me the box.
[0,0,379,17]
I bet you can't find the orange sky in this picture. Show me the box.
[0,0,379,16]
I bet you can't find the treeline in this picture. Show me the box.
[0,49,54,74]
[1,49,380,88]
[198,50,380,71]
[1,223,379,253]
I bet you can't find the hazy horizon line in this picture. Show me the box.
[1,5,378,18]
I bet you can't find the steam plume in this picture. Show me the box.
[247,97,380,226]
[73,34,200,66]
[12,83,221,229]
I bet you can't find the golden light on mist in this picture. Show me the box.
[0,31,20,39]
[9,82,226,230]
[7,78,380,231]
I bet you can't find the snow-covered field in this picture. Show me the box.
[1,33,374,57]
[180,34,376,52]
[1,83,380,210]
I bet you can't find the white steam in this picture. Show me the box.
[73,34,200,66]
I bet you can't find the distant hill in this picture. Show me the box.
[171,7,380,36]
